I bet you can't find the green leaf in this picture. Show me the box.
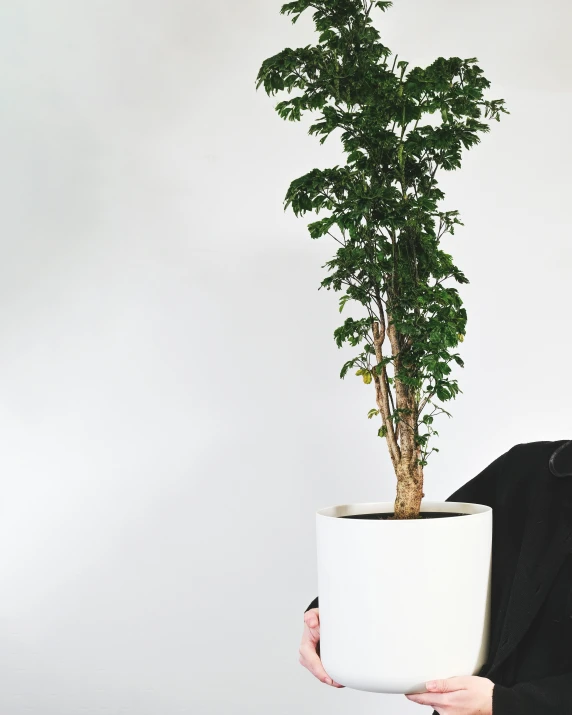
[374,357,392,375]
[340,356,363,379]
[338,294,351,313]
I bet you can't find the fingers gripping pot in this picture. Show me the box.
[315,501,492,694]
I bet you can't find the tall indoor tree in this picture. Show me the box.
[255,0,509,519]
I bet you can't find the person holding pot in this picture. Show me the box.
[300,438,572,715]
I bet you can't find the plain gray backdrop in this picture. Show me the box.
[0,0,570,713]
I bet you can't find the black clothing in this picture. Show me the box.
[304,439,572,715]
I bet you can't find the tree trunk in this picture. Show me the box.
[372,317,425,519]
[394,458,424,519]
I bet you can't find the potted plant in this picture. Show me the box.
[255,0,509,694]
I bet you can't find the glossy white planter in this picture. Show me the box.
[316,501,492,694]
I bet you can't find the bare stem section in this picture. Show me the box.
[373,317,424,519]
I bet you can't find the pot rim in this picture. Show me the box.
[316,500,491,520]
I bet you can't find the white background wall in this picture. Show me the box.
[0,0,570,713]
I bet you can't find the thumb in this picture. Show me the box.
[304,610,319,629]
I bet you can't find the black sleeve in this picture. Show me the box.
[304,596,319,613]
[304,445,515,614]
[492,672,572,714]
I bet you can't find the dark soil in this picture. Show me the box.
[341,511,468,520]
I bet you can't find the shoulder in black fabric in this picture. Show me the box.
[549,440,572,478]
[485,440,572,677]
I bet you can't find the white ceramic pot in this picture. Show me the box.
[315,500,492,694]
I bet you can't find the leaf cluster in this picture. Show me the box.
[256,0,509,467]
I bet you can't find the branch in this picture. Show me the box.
[372,320,401,464]
[326,230,347,247]
[418,389,436,415]
[337,278,378,305]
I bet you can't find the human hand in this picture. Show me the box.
[405,675,494,714]
[299,608,344,688]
